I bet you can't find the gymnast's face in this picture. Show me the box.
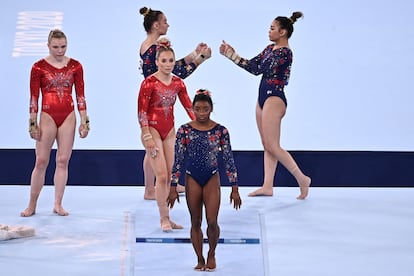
[48,38,67,58]
[155,50,175,74]
[268,20,286,42]
[193,101,212,123]
[154,14,169,35]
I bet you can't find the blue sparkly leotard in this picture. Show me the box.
[171,123,238,187]
[236,45,292,108]
[140,44,197,79]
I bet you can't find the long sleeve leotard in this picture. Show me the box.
[171,123,238,187]
[235,45,292,108]
[30,58,87,127]
[138,75,195,140]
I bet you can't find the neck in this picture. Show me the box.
[46,55,67,64]
[147,32,161,44]
[192,119,215,130]
[274,37,289,48]
[154,71,172,82]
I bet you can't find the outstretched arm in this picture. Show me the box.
[220,40,270,76]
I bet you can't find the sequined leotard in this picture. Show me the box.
[30,58,86,127]
[140,44,197,79]
[171,123,238,187]
[138,75,195,140]
[236,45,292,108]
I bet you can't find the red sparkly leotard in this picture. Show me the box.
[30,58,86,127]
[138,75,195,140]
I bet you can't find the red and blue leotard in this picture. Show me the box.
[235,45,292,108]
[171,123,238,187]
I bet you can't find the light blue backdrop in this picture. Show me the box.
[1,0,413,151]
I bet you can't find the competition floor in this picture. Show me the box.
[1,185,413,276]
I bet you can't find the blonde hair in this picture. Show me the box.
[48,29,66,44]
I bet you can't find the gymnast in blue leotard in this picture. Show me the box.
[220,12,311,199]
[223,44,291,108]
[167,90,242,272]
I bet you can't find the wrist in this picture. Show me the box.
[81,116,90,130]
[190,50,197,60]
[194,53,206,65]
[142,133,153,141]
[29,118,37,133]
[225,49,241,64]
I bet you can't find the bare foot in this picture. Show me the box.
[143,192,155,200]
[194,258,206,271]
[169,220,183,229]
[297,176,311,200]
[176,184,185,193]
[160,217,172,232]
[53,206,69,216]
[20,207,36,217]
[248,187,273,197]
[206,254,216,272]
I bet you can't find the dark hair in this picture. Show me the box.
[139,6,163,33]
[193,89,213,110]
[275,11,303,38]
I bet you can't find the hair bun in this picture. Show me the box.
[196,89,211,97]
[156,37,172,49]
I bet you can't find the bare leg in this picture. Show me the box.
[204,174,221,271]
[186,175,205,271]
[52,113,76,216]
[21,113,56,217]
[260,98,311,199]
[149,129,182,231]
[249,104,276,196]
[143,154,155,200]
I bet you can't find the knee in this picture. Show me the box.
[191,217,202,229]
[55,155,70,169]
[155,173,168,185]
[262,140,282,155]
[35,157,49,171]
[207,220,219,231]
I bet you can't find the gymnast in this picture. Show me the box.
[21,29,90,217]
[138,38,196,232]
[139,6,212,198]
[167,90,242,271]
[219,12,311,199]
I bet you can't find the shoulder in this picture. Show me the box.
[32,58,46,68]
[276,47,292,57]
[140,75,157,88]
[216,124,230,134]
[67,58,83,70]
[177,123,191,133]
[144,75,157,83]
[140,42,156,56]
[172,75,184,82]
[172,75,186,86]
